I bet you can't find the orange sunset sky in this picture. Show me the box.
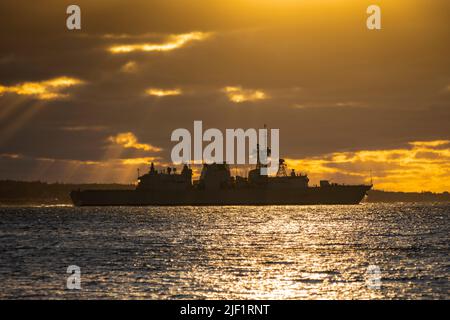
[0,0,449,192]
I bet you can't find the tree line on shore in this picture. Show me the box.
[0,180,448,205]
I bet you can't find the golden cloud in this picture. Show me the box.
[145,88,182,97]
[108,132,162,152]
[409,140,449,148]
[120,157,161,165]
[120,61,138,73]
[223,86,268,103]
[0,153,22,159]
[0,77,83,100]
[108,32,211,54]
[285,140,450,193]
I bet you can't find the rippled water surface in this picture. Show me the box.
[0,203,448,299]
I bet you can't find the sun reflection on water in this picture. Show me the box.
[0,203,448,299]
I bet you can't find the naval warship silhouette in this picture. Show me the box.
[71,146,372,206]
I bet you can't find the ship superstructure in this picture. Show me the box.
[71,149,372,206]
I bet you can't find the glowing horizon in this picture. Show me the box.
[285,140,450,193]
[2,139,449,193]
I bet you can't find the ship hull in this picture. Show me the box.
[70,185,372,206]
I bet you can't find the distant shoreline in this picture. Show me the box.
[0,180,449,205]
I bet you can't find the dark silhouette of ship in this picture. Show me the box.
[71,147,372,206]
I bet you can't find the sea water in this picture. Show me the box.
[0,203,448,299]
